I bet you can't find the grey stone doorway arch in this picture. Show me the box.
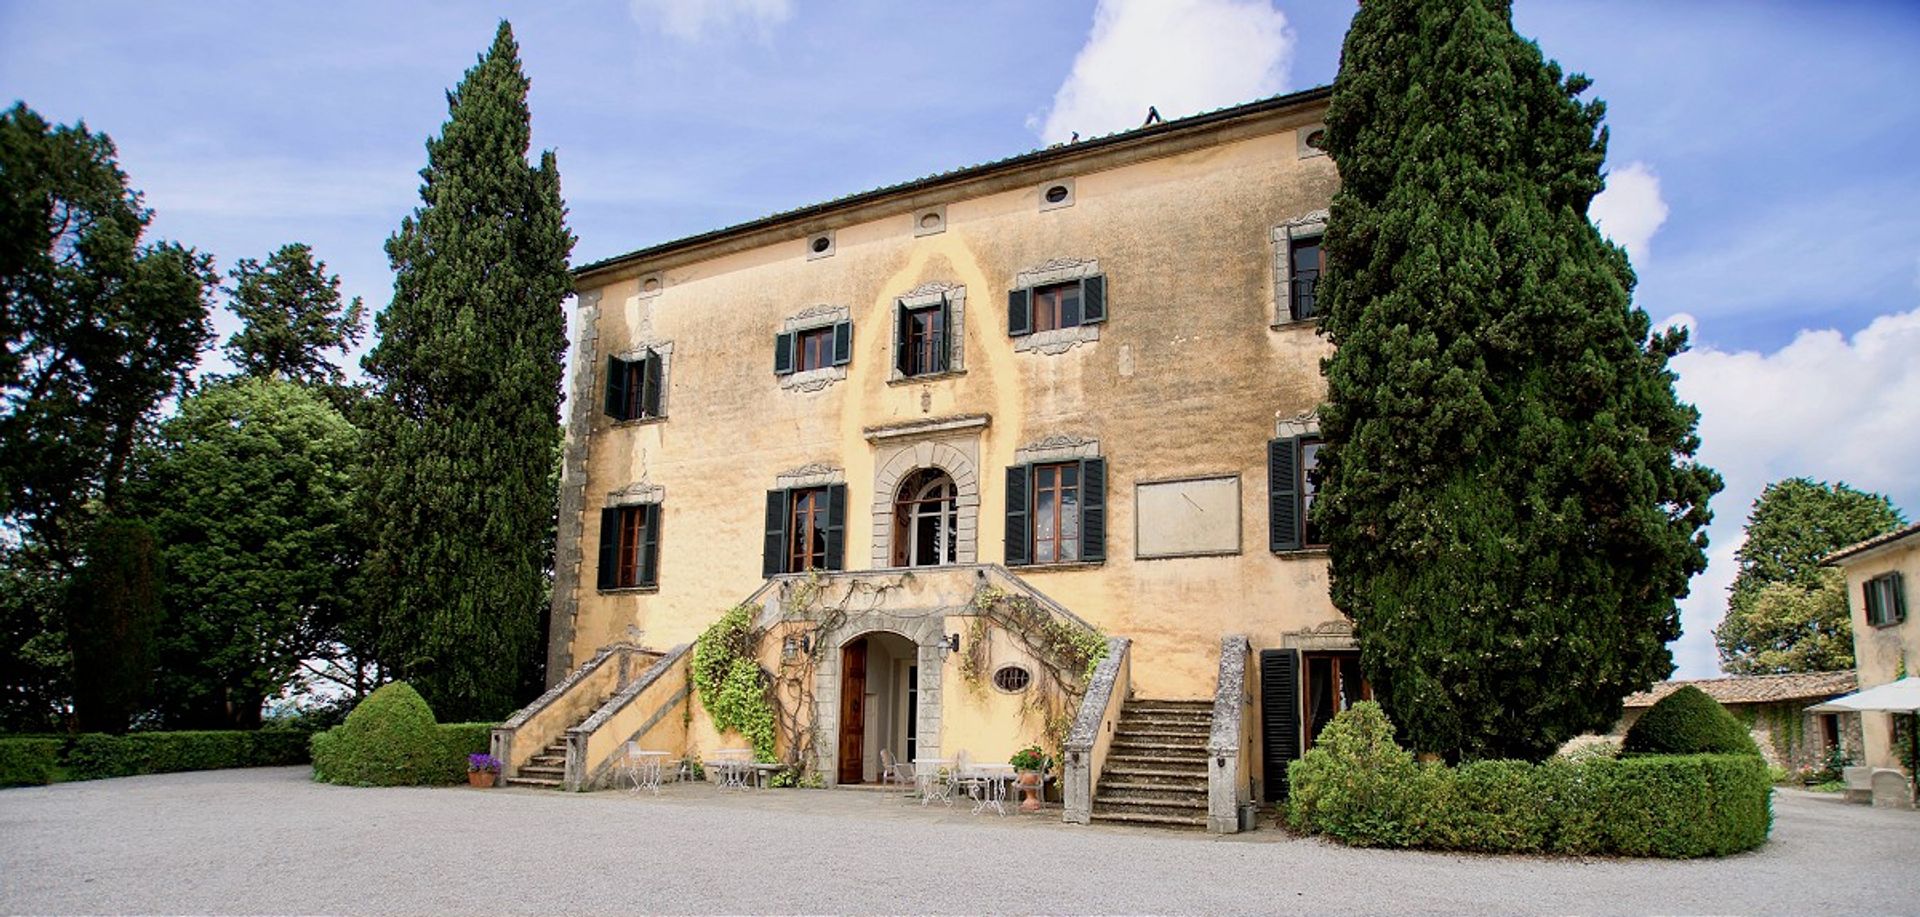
[871,438,981,567]
[813,612,948,785]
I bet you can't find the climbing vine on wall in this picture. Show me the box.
[964,584,1110,759]
[692,604,777,761]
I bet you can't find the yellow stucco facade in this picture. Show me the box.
[534,90,1352,793]
[1831,527,1920,771]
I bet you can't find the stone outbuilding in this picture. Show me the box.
[1617,671,1860,772]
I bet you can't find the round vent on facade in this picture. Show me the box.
[1044,184,1070,204]
[810,235,832,253]
[1305,128,1328,150]
[992,665,1032,693]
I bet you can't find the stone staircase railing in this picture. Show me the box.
[1063,636,1132,824]
[565,643,693,791]
[491,642,658,784]
[1206,634,1253,834]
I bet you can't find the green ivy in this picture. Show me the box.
[693,605,777,762]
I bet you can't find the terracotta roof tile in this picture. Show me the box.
[1821,521,1920,567]
[1622,671,1857,708]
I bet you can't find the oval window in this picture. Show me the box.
[992,665,1032,693]
[919,212,942,229]
[1043,184,1070,204]
[810,235,832,253]
[1305,128,1327,150]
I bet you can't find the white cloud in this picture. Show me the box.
[1665,307,1920,677]
[628,0,793,42]
[1036,0,1294,145]
[1589,160,1668,263]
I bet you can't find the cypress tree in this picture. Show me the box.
[1315,0,1722,760]
[360,22,574,721]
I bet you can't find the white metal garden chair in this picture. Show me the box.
[879,749,914,789]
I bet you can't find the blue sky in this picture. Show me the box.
[5,0,1918,679]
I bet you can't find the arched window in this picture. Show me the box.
[893,469,957,567]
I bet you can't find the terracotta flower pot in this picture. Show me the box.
[469,770,497,789]
[1017,770,1042,813]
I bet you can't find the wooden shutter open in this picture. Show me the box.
[832,320,853,366]
[641,351,663,418]
[1269,437,1301,552]
[603,356,628,420]
[825,483,847,571]
[894,301,911,375]
[935,294,952,372]
[1004,465,1030,566]
[639,503,661,588]
[596,507,621,590]
[1081,275,1106,324]
[762,490,789,577]
[1258,648,1302,801]
[773,332,795,375]
[1079,457,1106,563]
[1008,288,1031,337]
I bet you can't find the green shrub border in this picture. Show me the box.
[0,730,313,788]
[1287,703,1772,858]
[309,723,493,786]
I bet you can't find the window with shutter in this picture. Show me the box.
[1268,438,1300,552]
[762,490,789,577]
[604,354,664,421]
[796,327,834,372]
[1004,465,1030,566]
[1031,281,1082,333]
[1078,457,1106,563]
[598,505,656,590]
[1258,648,1301,802]
[773,331,795,375]
[1008,288,1031,337]
[639,503,661,588]
[1080,275,1106,324]
[641,352,663,418]
[603,356,628,420]
[1866,572,1907,627]
[831,320,853,366]
[901,304,946,377]
[596,507,621,590]
[824,483,847,571]
[1289,236,1324,321]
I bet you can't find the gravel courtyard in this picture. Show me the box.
[2,767,1916,915]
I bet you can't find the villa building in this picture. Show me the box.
[493,87,1354,830]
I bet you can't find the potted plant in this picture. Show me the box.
[468,753,501,788]
[1010,745,1050,813]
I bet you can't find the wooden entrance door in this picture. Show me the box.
[838,639,867,784]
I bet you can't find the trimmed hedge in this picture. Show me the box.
[309,682,497,786]
[0,738,61,787]
[1623,685,1760,757]
[1287,703,1772,858]
[0,730,311,788]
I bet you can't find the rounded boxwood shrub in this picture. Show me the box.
[1622,685,1759,757]
[310,682,455,786]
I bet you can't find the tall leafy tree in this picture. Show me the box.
[1715,478,1904,674]
[126,378,362,728]
[1315,0,1722,760]
[0,103,218,564]
[359,22,574,721]
[223,242,365,386]
[0,551,70,731]
[64,518,161,733]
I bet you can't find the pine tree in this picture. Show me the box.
[359,22,574,721]
[223,242,365,386]
[64,518,161,733]
[1315,0,1722,760]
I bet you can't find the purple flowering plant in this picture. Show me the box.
[468,753,502,774]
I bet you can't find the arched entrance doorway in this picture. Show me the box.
[837,630,921,784]
[892,468,957,567]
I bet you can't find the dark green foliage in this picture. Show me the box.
[0,737,60,786]
[1288,704,1771,857]
[1314,0,1720,760]
[358,21,574,721]
[125,378,362,729]
[0,103,217,566]
[308,682,490,786]
[0,555,70,731]
[1623,685,1759,757]
[60,730,311,780]
[222,242,365,386]
[64,519,160,734]
[1716,478,1905,673]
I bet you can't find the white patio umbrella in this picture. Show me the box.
[1807,676,1920,713]
[1809,676,1920,804]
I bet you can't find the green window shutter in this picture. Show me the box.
[762,490,789,577]
[1269,438,1301,552]
[639,503,661,588]
[774,331,794,375]
[1008,288,1031,337]
[1004,465,1030,566]
[1894,572,1909,624]
[603,356,628,420]
[596,507,621,590]
[894,301,911,375]
[1081,275,1106,324]
[641,351,663,418]
[935,294,952,372]
[1079,457,1106,563]
[1258,648,1302,801]
[825,483,847,571]
[832,320,853,366]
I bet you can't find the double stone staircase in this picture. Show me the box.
[505,734,570,788]
[1090,698,1211,829]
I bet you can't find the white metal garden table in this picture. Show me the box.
[621,748,671,796]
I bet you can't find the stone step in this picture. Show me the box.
[1118,713,1213,729]
[1089,809,1208,830]
[1114,723,1211,737]
[1109,738,1208,754]
[1093,794,1209,815]
[1096,780,1206,801]
[518,764,565,779]
[1104,751,1207,768]
[505,775,563,788]
[1100,763,1207,782]
[1125,699,1212,711]
[528,753,566,767]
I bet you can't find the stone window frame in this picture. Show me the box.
[1297,122,1329,159]
[1271,410,1328,556]
[608,340,674,427]
[805,229,836,261]
[776,462,845,491]
[889,281,967,384]
[913,204,947,237]
[1038,177,1076,212]
[635,271,664,299]
[869,431,982,569]
[1008,434,1104,570]
[597,483,664,595]
[1271,211,1327,329]
[1012,258,1102,355]
[778,305,850,392]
